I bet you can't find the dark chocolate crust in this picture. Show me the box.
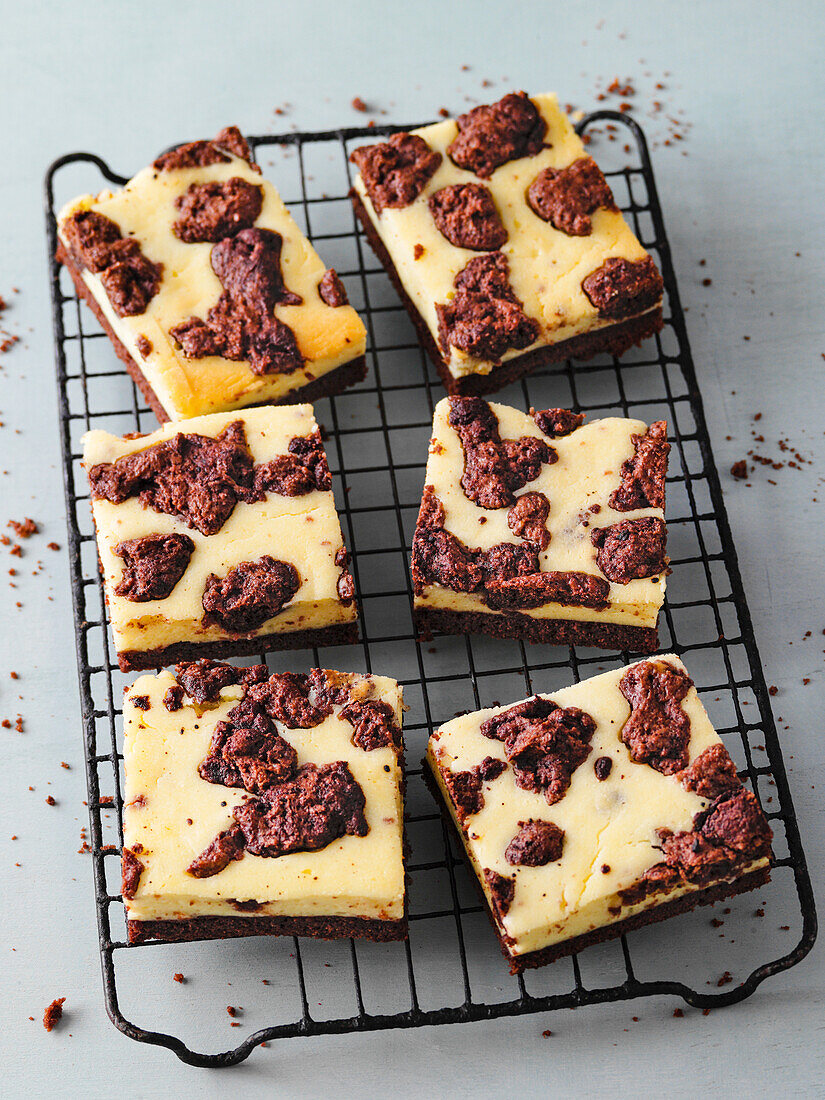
[127,911,407,945]
[350,190,663,396]
[117,621,359,673]
[424,762,770,974]
[415,605,658,654]
[56,241,367,423]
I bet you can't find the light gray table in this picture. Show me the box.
[1,1,822,1095]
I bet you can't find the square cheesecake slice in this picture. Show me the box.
[57,126,367,422]
[122,662,406,944]
[427,655,772,972]
[82,405,357,671]
[412,396,669,652]
[350,92,662,396]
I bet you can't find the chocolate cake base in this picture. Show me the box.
[128,912,407,945]
[415,606,658,654]
[118,621,360,673]
[56,242,368,424]
[423,762,770,974]
[350,191,663,397]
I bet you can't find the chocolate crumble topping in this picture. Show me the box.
[173,177,263,243]
[88,420,257,536]
[351,132,441,213]
[202,555,300,633]
[527,157,616,236]
[199,717,298,794]
[609,421,669,511]
[625,788,772,901]
[591,516,667,583]
[436,253,540,363]
[186,823,246,878]
[163,684,185,711]
[483,868,515,918]
[582,256,663,320]
[191,762,367,870]
[318,268,349,307]
[62,209,162,317]
[132,695,150,710]
[505,819,564,866]
[340,699,402,753]
[122,847,145,899]
[412,485,536,596]
[253,431,332,496]
[507,491,551,550]
[484,570,610,611]
[481,696,596,805]
[428,184,508,251]
[136,335,153,357]
[443,755,506,821]
[174,658,268,704]
[170,228,304,376]
[447,92,546,178]
[449,396,555,509]
[677,744,740,800]
[412,484,607,609]
[114,532,195,601]
[153,126,257,171]
[618,659,693,775]
[531,407,585,438]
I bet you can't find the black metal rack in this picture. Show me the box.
[44,112,816,1067]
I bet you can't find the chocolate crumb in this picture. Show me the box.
[43,998,66,1032]
[173,973,185,983]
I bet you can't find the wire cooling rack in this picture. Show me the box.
[44,112,816,1067]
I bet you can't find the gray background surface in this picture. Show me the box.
[1,1,823,1095]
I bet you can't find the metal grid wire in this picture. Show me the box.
[44,112,816,1067]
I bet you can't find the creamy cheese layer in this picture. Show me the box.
[59,153,366,420]
[82,406,356,656]
[352,92,656,379]
[123,670,405,921]
[428,656,768,956]
[415,398,666,628]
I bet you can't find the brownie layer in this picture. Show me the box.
[351,191,663,396]
[118,621,359,672]
[415,606,658,654]
[128,912,407,945]
[57,242,367,423]
[424,762,770,974]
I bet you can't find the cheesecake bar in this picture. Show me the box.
[57,126,367,422]
[350,93,663,396]
[82,405,357,671]
[427,655,772,972]
[412,396,669,652]
[121,662,406,943]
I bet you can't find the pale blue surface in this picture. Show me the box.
[1,1,823,1095]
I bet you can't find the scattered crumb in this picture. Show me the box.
[45,795,56,806]
[541,1029,553,1037]
[351,97,368,113]
[173,973,185,984]
[717,971,733,987]
[730,460,748,480]
[672,1008,684,1018]
[43,997,66,1032]
[8,517,38,539]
